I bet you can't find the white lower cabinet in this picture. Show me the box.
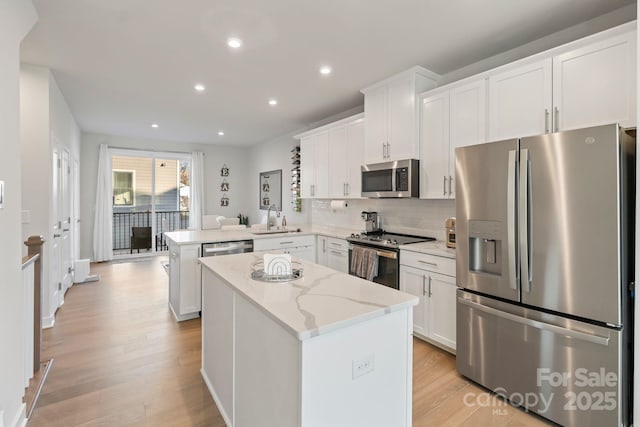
[400,251,456,353]
[326,237,349,273]
[253,235,317,263]
[168,242,202,322]
[317,235,328,265]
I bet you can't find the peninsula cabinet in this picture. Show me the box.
[400,250,456,353]
[361,67,440,164]
[419,78,486,199]
[168,242,202,322]
[489,28,636,141]
[296,113,364,199]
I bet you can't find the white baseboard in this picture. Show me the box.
[42,314,55,329]
[7,403,26,427]
[169,303,199,322]
[200,368,232,427]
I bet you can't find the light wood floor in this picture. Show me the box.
[28,257,552,427]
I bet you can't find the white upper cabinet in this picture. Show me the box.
[362,67,440,164]
[296,113,364,199]
[299,136,314,198]
[489,25,636,141]
[420,78,486,199]
[553,31,636,131]
[299,132,328,198]
[345,118,364,197]
[488,59,552,141]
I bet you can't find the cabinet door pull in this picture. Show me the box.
[387,142,391,159]
[448,176,453,196]
[323,239,326,253]
[544,109,550,133]
[331,250,343,256]
[280,241,294,245]
[382,143,386,159]
[422,275,426,296]
[443,176,447,196]
[418,260,438,267]
[428,275,432,297]
[554,107,559,132]
[345,182,349,195]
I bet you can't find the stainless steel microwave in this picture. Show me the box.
[361,159,419,198]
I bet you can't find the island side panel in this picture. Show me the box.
[201,268,235,426]
[234,296,301,427]
[300,308,413,427]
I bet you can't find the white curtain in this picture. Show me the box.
[93,144,113,261]
[189,151,204,230]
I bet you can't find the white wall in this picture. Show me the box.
[80,133,251,259]
[20,65,81,327]
[0,2,38,427]
[247,132,312,227]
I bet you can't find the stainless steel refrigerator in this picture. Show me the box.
[455,124,635,427]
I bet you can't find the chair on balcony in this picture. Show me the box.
[130,226,152,254]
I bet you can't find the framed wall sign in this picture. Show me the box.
[259,170,281,210]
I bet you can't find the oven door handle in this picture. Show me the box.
[350,245,397,260]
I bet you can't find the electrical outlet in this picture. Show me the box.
[352,354,375,379]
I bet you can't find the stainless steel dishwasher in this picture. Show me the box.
[201,240,253,256]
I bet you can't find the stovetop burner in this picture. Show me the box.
[347,231,435,249]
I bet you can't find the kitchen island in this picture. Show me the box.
[199,252,418,427]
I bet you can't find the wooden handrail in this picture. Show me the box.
[24,235,45,372]
[22,253,39,270]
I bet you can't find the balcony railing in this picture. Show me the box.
[113,210,189,252]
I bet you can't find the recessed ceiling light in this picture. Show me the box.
[151,123,159,128]
[218,131,225,136]
[227,37,243,49]
[268,99,278,106]
[194,84,205,92]
[320,66,332,75]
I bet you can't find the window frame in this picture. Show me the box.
[112,169,136,207]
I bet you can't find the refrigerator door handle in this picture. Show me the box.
[507,150,518,290]
[519,148,532,292]
[458,298,610,346]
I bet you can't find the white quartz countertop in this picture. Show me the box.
[199,252,418,340]
[399,240,457,259]
[165,225,358,246]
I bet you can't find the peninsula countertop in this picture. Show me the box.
[199,252,418,340]
[165,225,358,246]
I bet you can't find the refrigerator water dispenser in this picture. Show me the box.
[468,220,502,276]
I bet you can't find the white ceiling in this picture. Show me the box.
[21,0,636,147]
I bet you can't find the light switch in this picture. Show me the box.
[21,210,30,224]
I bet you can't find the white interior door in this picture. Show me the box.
[61,149,72,291]
[51,146,62,310]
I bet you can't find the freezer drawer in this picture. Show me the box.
[456,290,628,427]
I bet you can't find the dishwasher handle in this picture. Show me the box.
[202,240,253,255]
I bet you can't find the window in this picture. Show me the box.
[113,170,135,206]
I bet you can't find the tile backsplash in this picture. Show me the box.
[311,198,455,240]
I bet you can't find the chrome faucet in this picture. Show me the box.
[267,204,280,231]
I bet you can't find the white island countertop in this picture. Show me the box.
[199,252,418,340]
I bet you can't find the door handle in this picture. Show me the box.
[507,150,518,290]
[458,298,610,346]
[519,148,532,292]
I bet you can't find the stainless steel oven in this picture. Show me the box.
[346,232,436,289]
[348,243,399,289]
